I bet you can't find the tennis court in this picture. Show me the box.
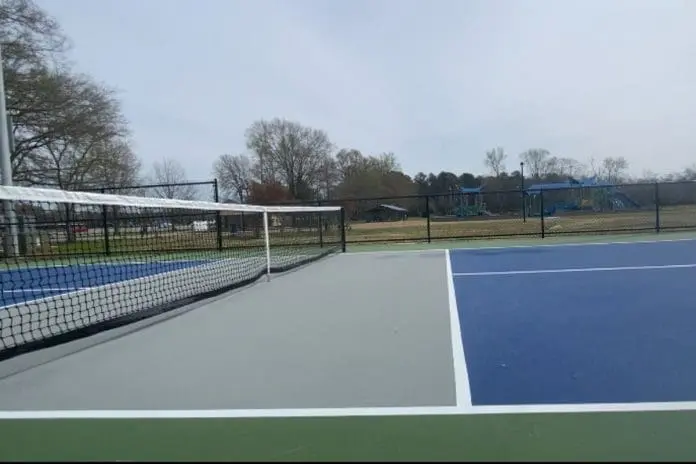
[450,239,696,407]
[0,253,321,308]
[0,260,210,305]
[2,235,696,460]
[2,182,696,460]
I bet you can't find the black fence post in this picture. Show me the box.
[213,179,223,251]
[340,207,347,252]
[540,189,546,239]
[654,182,661,234]
[317,199,324,248]
[520,162,526,223]
[101,187,110,256]
[425,195,431,243]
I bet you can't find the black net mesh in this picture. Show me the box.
[0,186,344,359]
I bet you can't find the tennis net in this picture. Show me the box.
[0,185,345,360]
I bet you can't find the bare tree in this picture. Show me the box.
[587,156,629,183]
[213,153,252,203]
[520,149,551,178]
[21,72,129,190]
[151,158,196,200]
[602,156,629,183]
[335,148,365,182]
[679,165,696,181]
[88,138,141,190]
[368,152,400,174]
[86,139,141,236]
[0,1,144,244]
[484,147,507,177]
[0,0,69,72]
[333,149,414,200]
[588,156,602,178]
[317,156,339,200]
[0,1,142,192]
[551,157,586,178]
[245,118,334,200]
[24,75,131,242]
[0,0,73,184]
[641,169,660,183]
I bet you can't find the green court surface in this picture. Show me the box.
[2,231,696,462]
[2,411,696,461]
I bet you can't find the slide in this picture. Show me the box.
[611,191,641,209]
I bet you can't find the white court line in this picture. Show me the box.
[4,258,214,271]
[453,263,696,277]
[0,287,94,310]
[450,236,696,253]
[1,288,84,293]
[346,236,696,257]
[341,248,447,256]
[445,249,472,408]
[3,401,696,419]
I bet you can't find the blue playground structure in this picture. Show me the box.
[525,177,641,217]
[452,186,496,217]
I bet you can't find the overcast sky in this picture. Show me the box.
[37,0,696,181]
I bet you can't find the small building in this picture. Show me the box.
[364,204,408,222]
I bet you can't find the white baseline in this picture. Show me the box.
[2,401,696,419]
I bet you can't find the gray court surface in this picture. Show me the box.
[0,251,456,410]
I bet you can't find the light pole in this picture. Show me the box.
[520,161,526,223]
[0,44,19,257]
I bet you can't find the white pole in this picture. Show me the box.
[263,211,271,282]
[0,44,19,257]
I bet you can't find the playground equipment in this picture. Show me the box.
[456,187,494,217]
[525,177,641,216]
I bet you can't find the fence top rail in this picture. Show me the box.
[84,180,218,192]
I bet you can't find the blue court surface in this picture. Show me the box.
[0,260,211,307]
[449,239,696,407]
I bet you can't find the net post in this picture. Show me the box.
[539,188,545,239]
[101,188,110,256]
[425,194,431,243]
[213,178,223,251]
[340,207,347,252]
[317,199,324,248]
[654,182,660,234]
[263,210,272,282]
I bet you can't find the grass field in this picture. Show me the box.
[346,205,696,243]
[26,228,339,258]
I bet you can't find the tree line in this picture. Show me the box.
[213,117,696,208]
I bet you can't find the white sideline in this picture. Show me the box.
[453,263,696,277]
[445,250,472,408]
